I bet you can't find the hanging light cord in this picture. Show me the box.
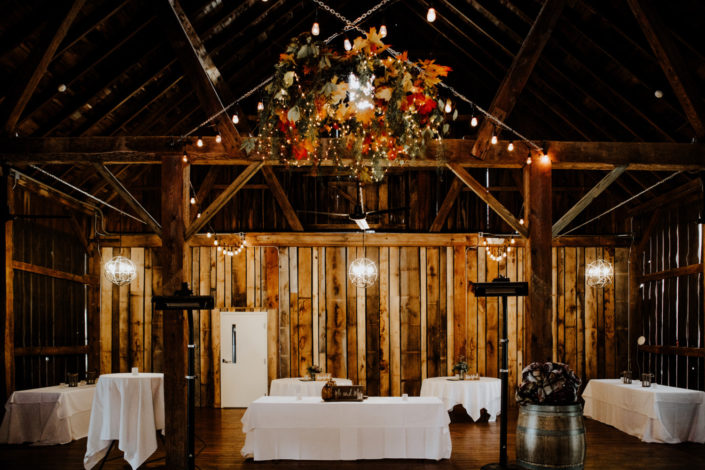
[181,0,542,153]
[559,171,682,236]
[28,165,146,224]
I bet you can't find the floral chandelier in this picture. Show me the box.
[243,28,452,182]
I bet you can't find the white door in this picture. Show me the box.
[220,311,267,407]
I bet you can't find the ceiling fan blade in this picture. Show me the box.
[365,207,408,217]
[297,210,350,218]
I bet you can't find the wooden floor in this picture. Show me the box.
[1,407,704,469]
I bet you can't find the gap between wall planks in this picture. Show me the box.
[97,244,629,406]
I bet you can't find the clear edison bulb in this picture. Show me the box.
[380,24,387,38]
[232,113,239,124]
[311,22,320,36]
[427,7,436,22]
[507,141,514,151]
[344,38,352,51]
[491,135,498,145]
[470,116,478,127]
[444,99,452,113]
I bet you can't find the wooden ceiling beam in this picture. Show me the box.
[447,163,528,237]
[552,165,627,236]
[185,162,263,240]
[9,169,96,216]
[155,0,243,150]
[471,0,566,159]
[429,179,463,232]
[1,0,87,133]
[627,0,705,139]
[626,177,700,216]
[261,166,304,231]
[91,163,162,236]
[4,137,705,170]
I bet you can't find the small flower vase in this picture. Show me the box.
[459,370,466,380]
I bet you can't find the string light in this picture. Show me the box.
[491,134,498,145]
[540,152,550,164]
[196,212,201,218]
[311,21,320,36]
[526,155,532,165]
[190,197,196,204]
[196,136,204,147]
[257,101,264,111]
[379,24,387,38]
[232,113,239,124]
[215,134,222,144]
[444,99,452,113]
[214,239,219,246]
[182,151,188,163]
[206,232,212,238]
[519,218,525,225]
[507,141,514,152]
[470,115,478,127]
[344,38,352,51]
[427,7,436,22]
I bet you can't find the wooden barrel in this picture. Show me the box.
[516,404,586,470]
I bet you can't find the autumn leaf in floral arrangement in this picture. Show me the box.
[243,29,452,182]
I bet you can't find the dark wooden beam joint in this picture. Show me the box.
[261,167,304,231]
[639,344,705,358]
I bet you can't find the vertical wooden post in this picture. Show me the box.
[87,237,101,372]
[160,155,188,470]
[524,158,553,363]
[2,168,14,401]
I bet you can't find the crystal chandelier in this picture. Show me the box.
[104,255,137,286]
[586,259,613,287]
[349,257,378,288]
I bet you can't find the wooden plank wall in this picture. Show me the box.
[99,244,628,405]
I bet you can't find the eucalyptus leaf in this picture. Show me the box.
[442,123,450,135]
[287,106,301,123]
[452,109,458,121]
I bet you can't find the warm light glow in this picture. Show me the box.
[206,232,212,238]
[311,21,320,36]
[379,24,387,38]
[507,142,514,152]
[444,99,452,114]
[540,153,550,164]
[217,246,222,252]
[427,7,436,22]
[104,256,137,286]
[232,113,239,124]
[349,257,378,288]
[344,38,352,51]
[348,73,375,111]
[214,239,219,246]
[526,156,532,165]
[57,84,67,93]
[215,134,222,144]
[586,259,613,287]
[519,218,525,225]
[196,212,201,218]
[257,101,264,111]
[196,137,204,147]
[470,116,478,127]
[190,197,196,204]
[182,152,188,163]
[491,134,498,145]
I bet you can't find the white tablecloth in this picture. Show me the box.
[269,377,353,396]
[582,379,705,443]
[83,373,165,470]
[420,376,501,421]
[0,384,96,445]
[241,396,451,460]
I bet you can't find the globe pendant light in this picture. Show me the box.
[586,258,613,287]
[349,231,378,288]
[104,255,136,286]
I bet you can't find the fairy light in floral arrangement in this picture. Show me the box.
[243,28,453,182]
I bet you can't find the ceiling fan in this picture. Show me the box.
[299,181,406,230]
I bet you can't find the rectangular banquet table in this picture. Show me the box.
[241,396,452,460]
[269,377,352,396]
[0,383,96,445]
[582,379,705,443]
[83,373,165,470]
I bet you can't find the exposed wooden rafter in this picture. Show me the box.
[471,0,566,159]
[627,0,705,139]
[261,167,304,231]
[1,0,87,133]
[552,165,627,236]
[185,162,263,240]
[447,163,528,237]
[155,0,242,150]
[92,163,162,236]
